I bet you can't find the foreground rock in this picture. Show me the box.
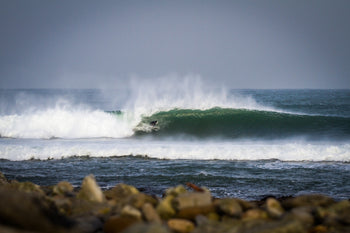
[0,171,349,233]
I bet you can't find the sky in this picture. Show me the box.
[0,0,349,89]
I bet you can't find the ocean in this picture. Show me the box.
[0,83,349,200]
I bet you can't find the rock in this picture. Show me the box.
[282,194,335,209]
[176,204,216,220]
[235,198,256,210]
[317,200,350,226]
[266,197,285,218]
[0,172,9,185]
[167,218,195,233]
[77,175,105,203]
[142,203,162,223]
[156,195,176,219]
[73,215,103,233]
[206,212,220,221]
[126,193,158,209]
[289,207,315,228]
[104,183,139,202]
[52,181,74,196]
[242,209,268,220]
[0,224,40,233]
[174,192,212,210]
[121,223,170,233]
[195,215,209,226]
[192,220,238,233]
[0,186,74,233]
[52,196,72,216]
[9,181,45,195]
[246,218,306,233]
[165,185,187,197]
[309,225,328,233]
[326,200,350,225]
[215,198,242,217]
[103,216,140,233]
[121,205,142,220]
[69,198,111,218]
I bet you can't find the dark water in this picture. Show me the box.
[1,156,349,200]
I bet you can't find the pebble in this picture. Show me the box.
[167,218,195,233]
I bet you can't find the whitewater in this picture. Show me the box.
[0,77,349,162]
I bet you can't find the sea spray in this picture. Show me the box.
[0,75,274,139]
[125,74,272,116]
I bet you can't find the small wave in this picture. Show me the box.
[0,139,349,162]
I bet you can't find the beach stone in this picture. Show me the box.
[235,198,256,210]
[326,200,350,225]
[121,223,170,233]
[103,216,140,233]
[52,181,74,196]
[142,203,162,223]
[266,197,285,218]
[104,183,139,202]
[176,204,216,220]
[282,194,335,209]
[167,218,195,233]
[77,174,105,203]
[174,192,212,210]
[289,207,315,228]
[207,212,220,221]
[121,205,142,220]
[0,186,73,233]
[192,220,238,233]
[73,215,103,233]
[126,193,158,209]
[9,181,45,195]
[215,198,243,217]
[317,200,350,226]
[165,185,187,197]
[0,172,9,185]
[242,209,268,220]
[246,219,306,233]
[195,215,208,226]
[0,224,40,233]
[69,198,111,217]
[52,196,73,215]
[309,225,328,233]
[156,195,176,219]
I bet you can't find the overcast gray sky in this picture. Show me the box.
[0,0,349,89]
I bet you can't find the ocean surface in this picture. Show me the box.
[0,83,349,200]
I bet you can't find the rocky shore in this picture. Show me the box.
[0,172,349,233]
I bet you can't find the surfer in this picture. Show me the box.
[150,120,158,126]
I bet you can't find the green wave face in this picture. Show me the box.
[134,108,350,140]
